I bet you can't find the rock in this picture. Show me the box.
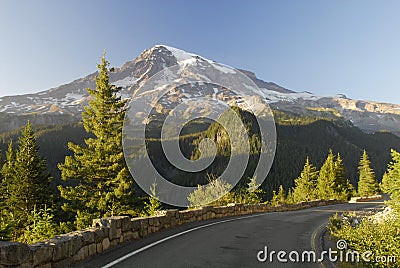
[88,243,97,256]
[29,242,54,266]
[50,235,72,261]
[131,218,141,231]
[102,238,110,251]
[121,216,132,232]
[93,227,108,243]
[73,245,88,262]
[0,241,31,266]
[110,239,119,248]
[96,242,103,254]
[77,229,95,246]
[132,231,139,239]
[52,257,72,267]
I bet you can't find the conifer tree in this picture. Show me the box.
[0,141,16,240]
[292,157,318,202]
[0,151,9,241]
[243,176,264,204]
[317,150,337,199]
[381,149,400,213]
[357,150,379,197]
[58,53,133,228]
[233,176,264,204]
[1,123,51,239]
[0,141,16,203]
[23,205,58,244]
[142,182,162,217]
[317,150,353,200]
[270,185,286,205]
[334,153,354,200]
[286,188,295,204]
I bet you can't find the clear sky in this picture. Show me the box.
[1,0,399,104]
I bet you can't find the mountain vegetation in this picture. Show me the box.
[0,122,54,242]
[316,150,354,200]
[381,149,400,213]
[291,157,318,202]
[328,149,400,268]
[357,150,380,197]
[58,54,135,229]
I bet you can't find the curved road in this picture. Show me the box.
[77,202,383,268]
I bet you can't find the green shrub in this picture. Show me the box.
[141,182,162,216]
[188,175,234,207]
[23,205,58,244]
[328,213,399,268]
[270,185,287,206]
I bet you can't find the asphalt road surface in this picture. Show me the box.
[77,202,384,268]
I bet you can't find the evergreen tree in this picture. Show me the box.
[1,123,51,239]
[142,182,162,217]
[292,157,318,202]
[317,150,337,199]
[317,150,353,200]
[58,53,133,229]
[0,151,12,241]
[381,149,400,213]
[243,176,264,204]
[334,153,354,200]
[0,141,15,204]
[0,141,17,240]
[233,176,264,204]
[23,205,58,244]
[357,150,379,197]
[286,188,295,204]
[270,185,286,206]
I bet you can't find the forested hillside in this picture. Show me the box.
[1,110,399,200]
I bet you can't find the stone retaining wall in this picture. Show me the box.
[0,199,343,267]
[349,194,383,203]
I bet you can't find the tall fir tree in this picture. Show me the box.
[334,153,354,200]
[381,149,400,213]
[58,53,133,229]
[0,141,16,240]
[317,150,337,199]
[1,142,14,218]
[1,141,16,202]
[1,123,52,239]
[357,150,379,197]
[292,157,318,202]
[316,150,353,200]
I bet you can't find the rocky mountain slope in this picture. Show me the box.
[1,45,399,135]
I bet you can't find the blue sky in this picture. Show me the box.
[1,0,399,104]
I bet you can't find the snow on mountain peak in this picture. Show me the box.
[155,45,196,61]
[154,44,218,64]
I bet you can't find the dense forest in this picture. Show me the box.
[1,107,399,200]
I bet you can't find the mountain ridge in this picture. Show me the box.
[0,45,399,136]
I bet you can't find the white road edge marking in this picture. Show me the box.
[102,212,269,268]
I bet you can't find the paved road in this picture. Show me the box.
[77,202,384,268]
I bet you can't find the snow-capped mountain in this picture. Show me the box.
[0,45,296,115]
[1,45,400,135]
